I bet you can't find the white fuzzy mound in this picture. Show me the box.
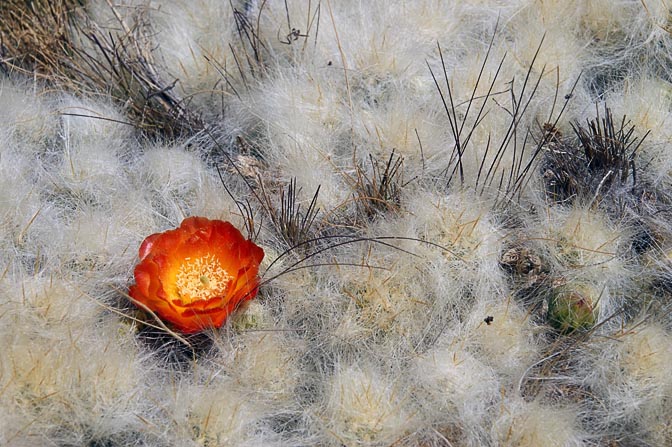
[2,1,672,446]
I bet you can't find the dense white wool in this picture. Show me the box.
[464,299,538,378]
[491,398,584,447]
[536,206,623,269]
[275,249,428,362]
[247,0,556,193]
[606,76,672,142]
[221,330,304,406]
[377,189,507,305]
[0,406,35,447]
[136,144,247,228]
[55,206,140,280]
[0,81,60,274]
[6,0,672,444]
[245,67,346,148]
[38,97,133,228]
[247,2,564,192]
[269,264,359,357]
[232,65,352,211]
[84,0,137,25]
[641,0,672,39]
[0,149,46,272]
[144,0,238,115]
[56,138,123,194]
[398,0,527,44]
[251,0,440,76]
[412,346,500,445]
[233,0,592,213]
[509,1,585,89]
[605,77,672,189]
[528,205,633,325]
[51,142,129,234]
[252,0,521,72]
[0,78,57,147]
[9,271,105,326]
[317,362,417,447]
[167,377,269,447]
[550,0,672,61]
[332,252,441,352]
[57,96,133,147]
[619,324,672,400]
[349,86,449,177]
[15,98,162,278]
[139,145,208,197]
[577,0,640,43]
[0,274,150,445]
[317,1,432,85]
[584,323,672,444]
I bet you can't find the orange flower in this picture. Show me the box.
[129,217,264,333]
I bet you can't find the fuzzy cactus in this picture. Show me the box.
[548,282,598,334]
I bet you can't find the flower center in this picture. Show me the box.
[175,254,232,303]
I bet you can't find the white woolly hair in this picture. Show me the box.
[523,203,637,329]
[464,298,540,378]
[580,322,672,445]
[0,273,152,446]
[412,346,501,446]
[315,361,418,446]
[604,76,672,190]
[167,376,273,446]
[144,0,238,114]
[3,0,672,445]
[491,398,584,447]
[0,78,58,147]
[234,65,352,212]
[219,329,305,408]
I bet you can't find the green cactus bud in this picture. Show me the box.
[548,283,597,334]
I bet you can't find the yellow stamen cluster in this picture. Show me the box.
[175,254,232,303]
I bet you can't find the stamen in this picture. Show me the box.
[175,254,232,303]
